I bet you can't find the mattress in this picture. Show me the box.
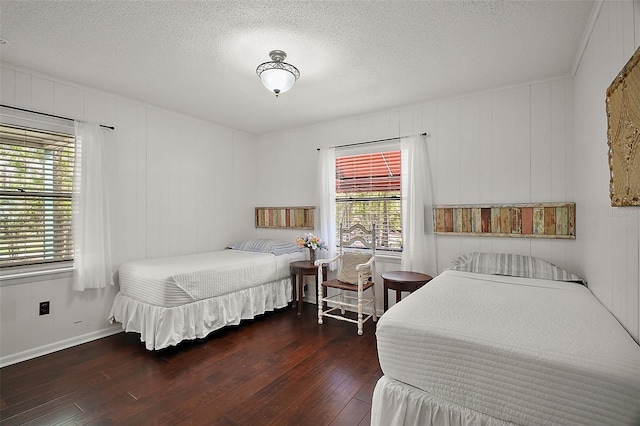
[117,249,303,307]
[376,270,640,425]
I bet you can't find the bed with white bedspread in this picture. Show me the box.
[108,240,304,350]
[372,252,640,426]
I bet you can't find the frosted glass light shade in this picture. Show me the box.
[260,68,296,94]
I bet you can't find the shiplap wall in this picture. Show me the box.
[0,64,257,365]
[572,0,640,342]
[255,77,576,314]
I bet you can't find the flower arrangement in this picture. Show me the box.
[296,233,327,251]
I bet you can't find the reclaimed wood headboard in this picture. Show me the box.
[433,203,575,239]
[255,206,315,229]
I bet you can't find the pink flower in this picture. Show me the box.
[296,233,327,250]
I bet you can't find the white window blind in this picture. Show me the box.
[0,123,75,269]
[335,150,402,251]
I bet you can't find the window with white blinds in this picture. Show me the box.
[0,123,75,269]
[335,150,402,252]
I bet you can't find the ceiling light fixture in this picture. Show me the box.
[256,50,300,97]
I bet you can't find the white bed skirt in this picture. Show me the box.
[109,277,292,350]
[371,376,514,426]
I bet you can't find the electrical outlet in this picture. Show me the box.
[39,301,50,316]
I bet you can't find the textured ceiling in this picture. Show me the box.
[0,1,594,135]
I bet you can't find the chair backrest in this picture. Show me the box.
[338,223,376,255]
[337,223,376,284]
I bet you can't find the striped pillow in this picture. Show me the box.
[448,252,586,286]
[228,239,302,256]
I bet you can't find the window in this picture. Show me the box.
[0,123,75,269]
[335,149,402,252]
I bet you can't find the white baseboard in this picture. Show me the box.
[0,326,123,368]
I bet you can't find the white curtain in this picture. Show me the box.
[400,135,437,275]
[316,147,337,270]
[72,121,113,291]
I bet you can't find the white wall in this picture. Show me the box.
[0,64,257,366]
[255,77,576,314]
[572,0,640,342]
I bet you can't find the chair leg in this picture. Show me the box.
[340,290,345,314]
[371,284,377,322]
[357,290,363,335]
[317,283,323,325]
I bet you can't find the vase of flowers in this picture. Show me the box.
[296,233,327,264]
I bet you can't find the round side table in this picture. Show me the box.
[290,260,328,318]
[381,271,433,311]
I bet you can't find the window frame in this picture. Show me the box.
[334,141,403,253]
[0,113,76,279]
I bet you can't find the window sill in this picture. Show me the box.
[1,266,74,286]
[375,252,402,264]
[341,247,402,262]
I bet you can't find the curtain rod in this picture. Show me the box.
[0,104,115,130]
[317,132,428,151]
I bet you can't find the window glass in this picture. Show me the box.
[335,149,402,252]
[0,123,75,269]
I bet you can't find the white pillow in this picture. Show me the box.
[337,251,372,284]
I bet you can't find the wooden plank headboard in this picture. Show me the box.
[433,203,575,239]
[255,206,315,229]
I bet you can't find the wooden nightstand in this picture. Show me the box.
[382,271,433,311]
[290,261,328,318]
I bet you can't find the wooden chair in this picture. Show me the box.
[314,223,377,335]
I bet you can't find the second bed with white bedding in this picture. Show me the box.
[109,241,305,350]
[374,269,640,425]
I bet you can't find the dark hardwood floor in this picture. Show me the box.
[0,302,382,426]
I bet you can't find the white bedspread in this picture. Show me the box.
[376,270,640,426]
[117,250,301,307]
